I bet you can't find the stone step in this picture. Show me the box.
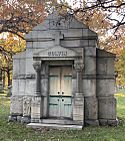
[40,119,82,125]
[27,123,83,130]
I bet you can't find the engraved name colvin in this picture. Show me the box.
[48,51,67,57]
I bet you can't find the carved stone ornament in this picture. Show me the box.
[31,96,41,106]
[74,59,84,71]
[33,61,41,72]
[10,96,23,115]
[23,96,31,116]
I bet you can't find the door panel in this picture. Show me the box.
[49,66,72,118]
[60,97,72,118]
[49,96,60,117]
[61,67,72,96]
[49,67,60,95]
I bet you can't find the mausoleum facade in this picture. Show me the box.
[9,12,118,127]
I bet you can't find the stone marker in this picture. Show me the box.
[9,11,118,128]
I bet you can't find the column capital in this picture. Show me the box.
[33,61,41,72]
[74,58,84,71]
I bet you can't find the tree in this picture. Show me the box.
[0,0,45,39]
[0,33,25,86]
[59,0,125,35]
[116,48,125,86]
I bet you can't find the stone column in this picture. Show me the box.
[74,59,84,93]
[31,61,42,123]
[33,61,41,95]
[73,59,84,125]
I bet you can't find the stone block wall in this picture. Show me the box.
[96,49,117,125]
[83,46,98,125]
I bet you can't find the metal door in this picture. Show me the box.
[49,66,72,118]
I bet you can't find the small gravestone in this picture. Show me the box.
[9,11,118,128]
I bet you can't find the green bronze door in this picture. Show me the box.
[49,66,72,119]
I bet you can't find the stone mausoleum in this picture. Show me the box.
[9,12,118,129]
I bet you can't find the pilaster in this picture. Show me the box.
[31,61,43,122]
[31,96,42,123]
[73,58,84,124]
[33,61,41,95]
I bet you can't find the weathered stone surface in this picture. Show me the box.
[27,123,83,130]
[18,79,26,95]
[73,94,84,122]
[107,119,118,126]
[99,119,108,126]
[85,120,99,126]
[61,29,83,38]
[25,79,35,96]
[97,58,115,75]
[40,119,83,125]
[10,96,23,115]
[85,47,96,57]
[97,49,115,75]
[83,79,96,97]
[99,119,118,126]
[41,79,48,96]
[13,59,20,76]
[17,116,22,122]
[98,97,116,119]
[31,96,42,123]
[84,56,96,75]
[61,39,89,47]
[23,96,32,117]
[13,52,26,75]
[84,96,98,120]
[8,115,17,122]
[21,116,31,124]
[12,79,19,95]
[97,79,115,97]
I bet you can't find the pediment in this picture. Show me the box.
[32,12,88,31]
[33,46,81,58]
[25,11,97,41]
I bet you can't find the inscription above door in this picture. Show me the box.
[48,51,67,57]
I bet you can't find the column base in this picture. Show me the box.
[17,115,23,122]
[21,116,31,124]
[99,118,119,126]
[85,119,99,126]
[31,118,41,123]
[8,115,17,122]
[8,115,23,122]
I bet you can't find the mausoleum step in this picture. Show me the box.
[40,119,82,125]
[27,123,83,130]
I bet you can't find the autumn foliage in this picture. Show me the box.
[0,33,25,86]
[0,0,45,39]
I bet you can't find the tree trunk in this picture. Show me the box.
[2,71,5,88]
[7,69,11,86]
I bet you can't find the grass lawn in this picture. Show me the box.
[0,95,125,141]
